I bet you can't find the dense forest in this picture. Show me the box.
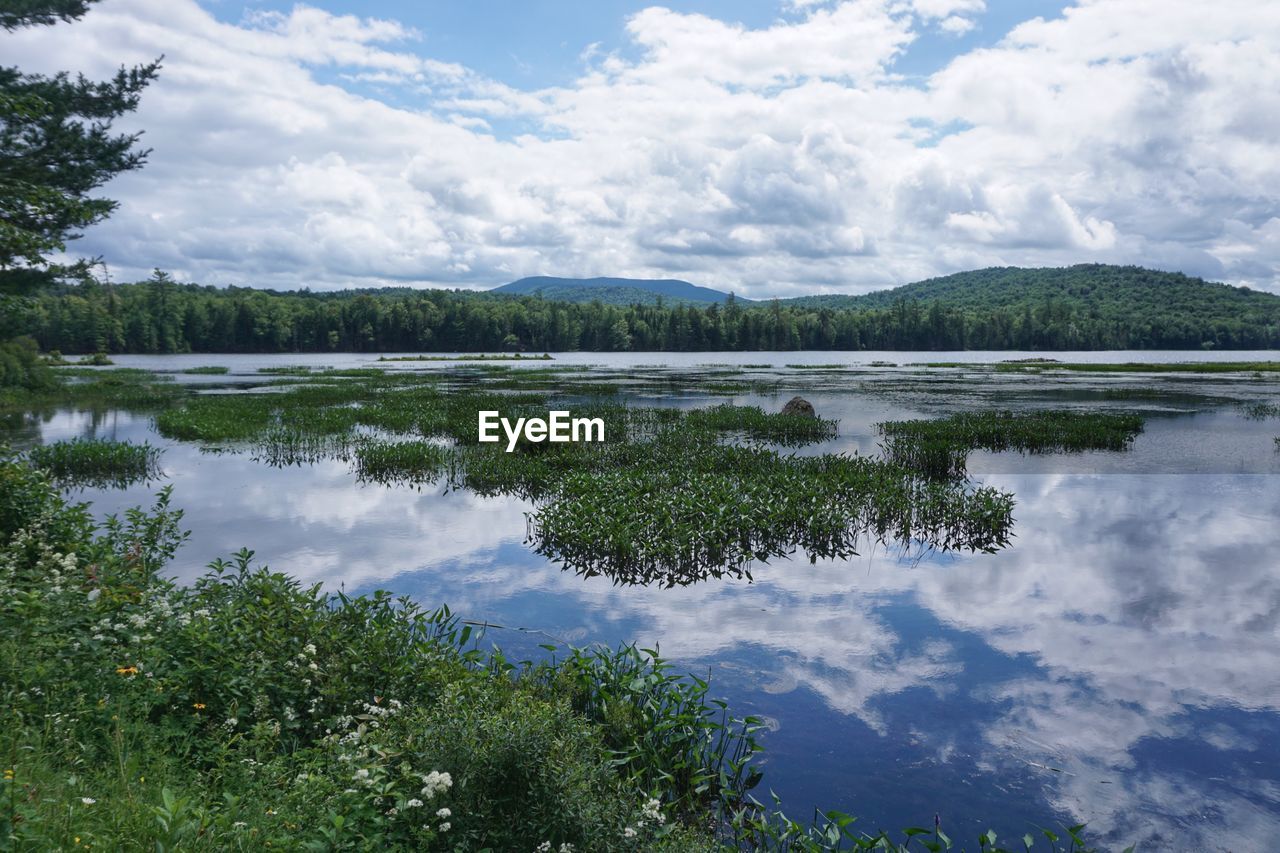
[3,265,1278,353]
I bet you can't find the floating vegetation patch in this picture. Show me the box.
[682,403,837,445]
[252,427,352,468]
[1021,361,1280,374]
[180,365,230,375]
[785,363,848,370]
[1240,401,1280,420]
[527,443,1014,586]
[879,410,1146,478]
[378,352,553,362]
[257,364,316,375]
[155,395,278,442]
[27,438,163,489]
[28,366,1026,585]
[353,439,449,485]
[2,368,185,412]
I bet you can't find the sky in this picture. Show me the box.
[8,0,1280,297]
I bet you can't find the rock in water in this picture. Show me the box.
[781,396,816,418]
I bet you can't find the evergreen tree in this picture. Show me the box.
[0,0,160,293]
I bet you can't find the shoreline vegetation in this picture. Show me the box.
[0,457,1107,851]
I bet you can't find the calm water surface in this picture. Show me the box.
[9,351,1280,851]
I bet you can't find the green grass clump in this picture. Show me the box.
[353,439,449,484]
[528,442,1013,586]
[180,365,230,375]
[683,404,837,445]
[1019,361,1280,374]
[1239,401,1280,420]
[878,410,1145,478]
[378,352,554,362]
[26,438,163,489]
[155,394,278,442]
[3,364,183,412]
[257,364,316,375]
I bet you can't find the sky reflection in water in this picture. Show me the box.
[11,354,1280,851]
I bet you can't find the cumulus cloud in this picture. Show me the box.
[5,0,1279,294]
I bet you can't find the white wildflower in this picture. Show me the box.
[536,844,552,853]
[436,807,451,819]
[353,768,370,780]
[303,643,317,656]
[439,822,451,832]
[419,769,452,799]
[80,797,95,805]
[624,827,637,839]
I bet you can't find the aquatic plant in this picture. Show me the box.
[2,367,183,412]
[26,438,163,489]
[179,365,230,374]
[353,438,449,485]
[155,394,278,442]
[528,443,1014,586]
[878,410,1145,478]
[1239,401,1280,420]
[1018,361,1280,374]
[377,352,554,362]
[683,403,837,445]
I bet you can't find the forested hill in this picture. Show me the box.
[784,264,1279,319]
[492,276,746,305]
[5,265,1278,353]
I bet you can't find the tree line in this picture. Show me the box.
[5,271,1278,353]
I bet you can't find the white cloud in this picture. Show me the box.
[4,0,1278,294]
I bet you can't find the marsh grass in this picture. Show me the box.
[41,368,1022,585]
[878,410,1145,478]
[27,438,163,489]
[2,368,185,413]
[527,443,1014,586]
[1018,361,1280,374]
[180,366,230,375]
[683,404,837,444]
[353,439,449,485]
[257,364,317,375]
[378,352,553,362]
[1240,401,1280,420]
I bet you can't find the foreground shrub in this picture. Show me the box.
[0,457,734,851]
[0,336,59,393]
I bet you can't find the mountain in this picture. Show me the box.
[779,264,1280,320]
[492,276,750,306]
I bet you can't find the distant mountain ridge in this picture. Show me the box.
[778,265,1279,313]
[492,276,751,305]
[493,267,1279,321]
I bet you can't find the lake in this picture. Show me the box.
[8,350,1280,851]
